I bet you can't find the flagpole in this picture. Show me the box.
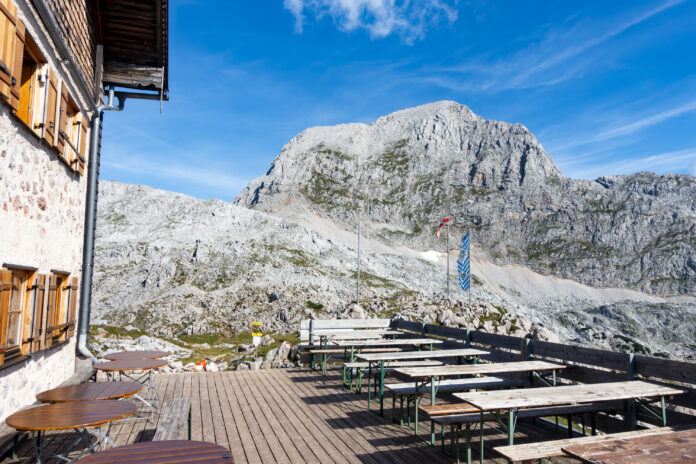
[446,219,450,305]
[468,228,472,311]
[356,193,360,306]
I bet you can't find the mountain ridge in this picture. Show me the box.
[236,101,696,296]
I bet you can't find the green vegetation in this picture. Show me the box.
[306,300,324,311]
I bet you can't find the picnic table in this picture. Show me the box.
[103,350,169,361]
[94,358,167,420]
[453,380,685,462]
[562,427,696,463]
[394,361,566,440]
[75,440,234,464]
[5,400,137,462]
[37,381,142,403]
[313,337,444,375]
[356,349,489,415]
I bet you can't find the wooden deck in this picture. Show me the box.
[3,368,581,463]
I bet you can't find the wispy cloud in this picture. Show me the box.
[568,147,696,179]
[284,0,458,43]
[595,99,696,141]
[547,98,696,155]
[429,0,685,91]
[102,155,249,198]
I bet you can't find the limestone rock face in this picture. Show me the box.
[236,101,696,296]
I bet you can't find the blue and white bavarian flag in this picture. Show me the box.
[457,231,471,291]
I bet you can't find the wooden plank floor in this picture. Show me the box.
[3,368,582,463]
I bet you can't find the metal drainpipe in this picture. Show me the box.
[76,89,125,362]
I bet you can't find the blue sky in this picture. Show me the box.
[100,0,696,200]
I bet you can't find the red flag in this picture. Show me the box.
[436,217,451,237]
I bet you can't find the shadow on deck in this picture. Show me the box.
[2,368,582,463]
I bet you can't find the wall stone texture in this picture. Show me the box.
[0,103,86,422]
[0,340,77,421]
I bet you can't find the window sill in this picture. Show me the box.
[0,354,31,372]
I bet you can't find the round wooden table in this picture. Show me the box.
[103,350,169,361]
[5,400,137,462]
[37,381,142,403]
[94,358,168,372]
[75,440,234,464]
[94,359,168,420]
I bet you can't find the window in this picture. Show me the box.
[47,272,69,344]
[0,267,36,363]
[58,86,81,168]
[16,33,44,134]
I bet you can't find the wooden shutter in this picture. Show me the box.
[43,67,57,146]
[31,274,46,353]
[8,16,22,111]
[57,82,68,156]
[0,269,12,365]
[0,0,17,104]
[44,274,57,348]
[20,272,35,354]
[67,277,78,337]
[77,114,87,175]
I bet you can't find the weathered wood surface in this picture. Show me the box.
[331,338,443,347]
[93,358,167,372]
[345,360,443,368]
[152,398,191,441]
[308,348,402,354]
[562,427,696,463]
[495,426,681,463]
[300,319,392,330]
[454,380,684,411]
[4,370,586,464]
[386,376,522,395]
[76,440,233,464]
[356,348,488,361]
[395,360,565,379]
[5,400,137,431]
[104,350,169,360]
[300,330,402,341]
[36,381,141,403]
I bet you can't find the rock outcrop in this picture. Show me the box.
[236,101,696,296]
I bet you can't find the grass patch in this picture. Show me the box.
[306,301,324,311]
[91,325,144,339]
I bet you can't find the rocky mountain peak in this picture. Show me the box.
[236,101,695,296]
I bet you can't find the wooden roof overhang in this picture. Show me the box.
[96,0,168,97]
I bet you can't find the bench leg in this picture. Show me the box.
[480,412,484,464]
[465,423,471,464]
[567,415,573,437]
[591,413,597,435]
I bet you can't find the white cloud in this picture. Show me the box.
[102,155,250,198]
[566,147,696,179]
[690,160,696,176]
[595,100,696,141]
[429,0,685,91]
[284,0,458,42]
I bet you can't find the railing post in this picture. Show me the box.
[420,323,426,337]
[309,319,315,370]
[465,330,471,348]
[625,353,636,430]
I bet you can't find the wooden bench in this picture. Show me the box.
[387,376,526,425]
[431,401,624,463]
[309,347,403,375]
[494,426,680,463]
[153,398,192,441]
[300,318,396,370]
[343,360,444,391]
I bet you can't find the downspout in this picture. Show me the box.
[77,89,125,362]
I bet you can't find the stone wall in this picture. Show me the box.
[0,104,86,272]
[0,99,86,422]
[0,339,77,421]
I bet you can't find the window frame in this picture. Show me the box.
[16,32,44,129]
